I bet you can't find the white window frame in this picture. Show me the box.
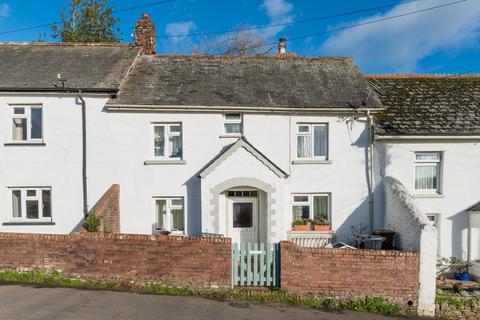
[11,104,44,143]
[223,113,243,135]
[291,193,331,223]
[414,152,442,194]
[9,187,52,222]
[151,123,183,160]
[153,197,185,235]
[295,123,328,160]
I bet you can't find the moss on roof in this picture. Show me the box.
[367,76,480,136]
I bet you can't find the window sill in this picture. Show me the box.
[287,230,335,235]
[2,221,55,226]
[292,160,332,165]
[4,142,46,147]
[413,193,444,199]
[144,160,187,165]
[219,134,242,138]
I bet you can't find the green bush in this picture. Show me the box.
[83,212,102,232]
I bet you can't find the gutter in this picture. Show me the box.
[0,87,117,94]
[105,104,385,114]
[375,135,480,141]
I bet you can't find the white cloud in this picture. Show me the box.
[321,0,480,72]
[0,3,10,20]
[260,0,294,38]
[165,21,197,44]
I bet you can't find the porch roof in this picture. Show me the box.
[197,137,289,179]
[467,201,480,212]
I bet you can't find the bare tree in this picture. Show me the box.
[190,26,272,56]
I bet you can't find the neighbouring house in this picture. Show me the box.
[0,14,479,265]
[368,75,480,261]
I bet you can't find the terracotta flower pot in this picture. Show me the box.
[314,225,331,231]
[292,224,311,231]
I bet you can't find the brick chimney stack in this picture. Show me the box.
[135,14,156,55]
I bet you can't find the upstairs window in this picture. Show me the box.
[153,123,183,159]
[12,105,43,142]
[296,124,328,160]
[223,114,243,135]
[155,197,185,234]
[11,187,51,221]
[414,152,442,193]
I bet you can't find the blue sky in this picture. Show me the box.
[0,0,479,74]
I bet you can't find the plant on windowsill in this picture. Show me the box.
[292,219,312,231]
[313,217,331,231]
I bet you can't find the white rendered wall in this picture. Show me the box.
[0,95,109,234]
[376,141,480,259]
[1,96,373,242]
[384,176,437,316]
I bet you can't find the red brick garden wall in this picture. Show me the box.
[0,233,231,289]
[89,184,120,233]
[280,241,420,306]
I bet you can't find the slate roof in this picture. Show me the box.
[367,75,480,136]
[0,43,141,92]
[109,55,382,109]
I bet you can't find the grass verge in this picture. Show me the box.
[0,268,401,315]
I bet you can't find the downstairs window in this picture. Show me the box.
[10,187,51,221]
[155,197,185,234]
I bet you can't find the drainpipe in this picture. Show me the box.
[367,110,375,234]
[78,90,88,218]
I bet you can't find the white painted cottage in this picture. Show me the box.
[0,15,479,263]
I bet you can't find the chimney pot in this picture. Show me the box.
[135,13,156,55]
[278,37,287,54]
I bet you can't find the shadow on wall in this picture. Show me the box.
[334,117,375,244]
[448,210,468,260]
[185,176,202,236]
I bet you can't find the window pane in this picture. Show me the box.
[154,126,165,157]
[12,118,27,141]
[31,107,43,139]
[415,165,437,190]
[225,114,241,120]
[171,199,183,207]
[42,190,51,218]
[26,200,39,219]
[12,191,22,218]
[233,203,253,228]
[169,134,182,158]
[170,125,181,133]
[416,153,440,161]
[293,195,309,203]
[171,209,184,231]
[298,125,310,133]
[155,200,167,229]
[14,107,25,114]
[292,205,310,220]
[224,123,242,134]
[313,196,329,222]
[27,190,36,197]
[313,126,327,157]
[297,135,311,158]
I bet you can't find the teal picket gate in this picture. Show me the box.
[232,243,279,287]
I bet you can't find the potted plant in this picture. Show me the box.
[292,219,312,231]
[313,217,331,231]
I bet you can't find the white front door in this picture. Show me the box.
[228,198,257,244]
